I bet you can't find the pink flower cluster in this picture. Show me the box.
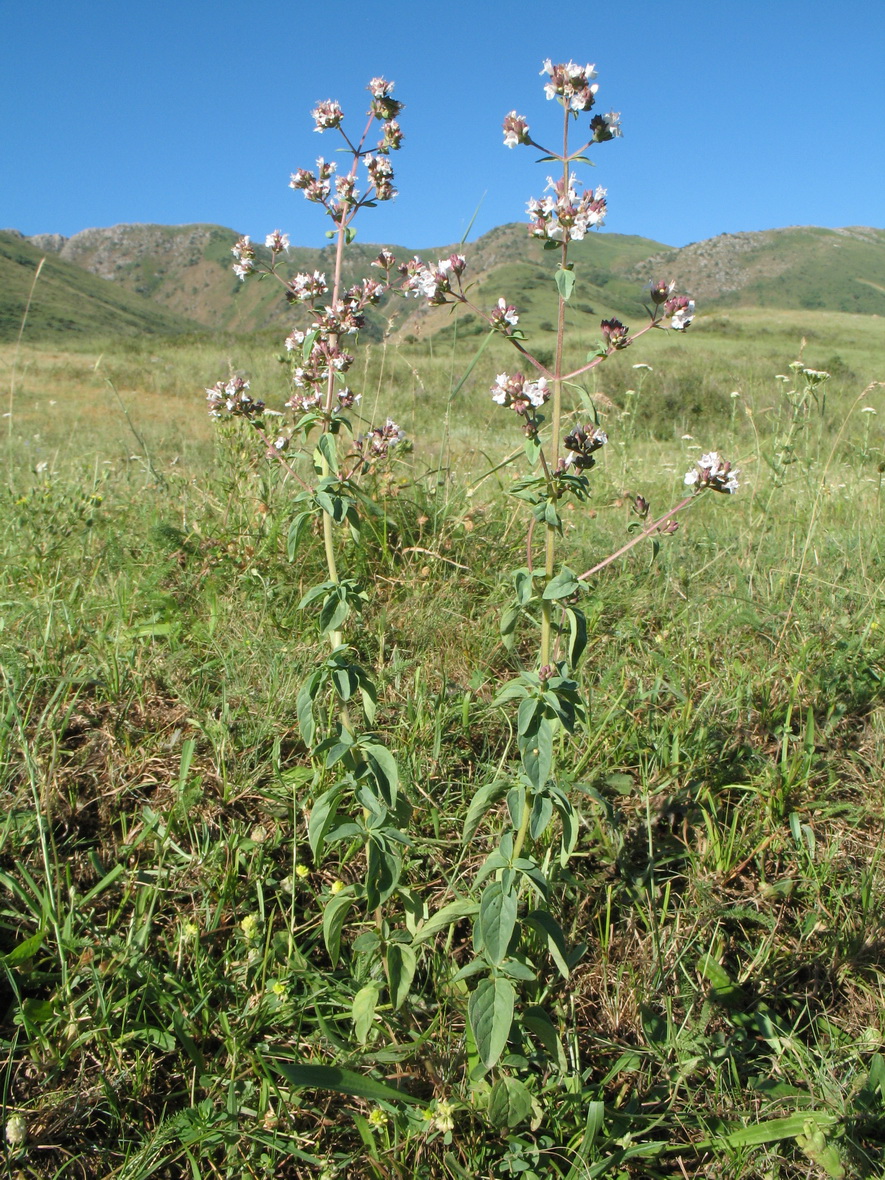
[590,111,622,142]
[489,299,519,334]
[367,78,404,124]
[563,424,608,470]
[491,372,550,413]
[206,376,264,419]
[265,230,290,254]
[231,236,256,280]
[502,112,531,149]
[527,175,607,243]
[684,452,739,494]
[281,277,389,415]
[311,100,343,131]
[289,158,335,203]
[540,59,599,111]
[400,255,467,305]
[286,271,328,304]
[356,418,406,461]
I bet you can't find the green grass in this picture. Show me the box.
[1,315,884,1178]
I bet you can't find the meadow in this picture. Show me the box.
[1,295,883,1180]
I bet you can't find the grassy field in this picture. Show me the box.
[1,307,884,1178]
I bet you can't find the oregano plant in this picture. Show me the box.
[205,79,423,1030]
[397,59,738,1095]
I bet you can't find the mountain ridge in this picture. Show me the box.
[3,219,884,342]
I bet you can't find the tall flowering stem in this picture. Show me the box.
[219,80,406,655]
[207,85,421,992]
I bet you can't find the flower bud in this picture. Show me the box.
[600,318,630,349]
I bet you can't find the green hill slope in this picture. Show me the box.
[630,226,885,314]
[0,231,203,342]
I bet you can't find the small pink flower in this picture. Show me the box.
[490,298,519,333]
[664,295,695,330]
[206,376,264,419]
[367,78,403,121]
[590,111,622,141]
[311,100,343,131]
[684,452,739,493]
[264,230,290,253]
[540,59,599,111]
[377,120,404,152]
[365,154,396,201]
[371,248,398,272]
[502,112,531,148]
[491,372,549,411]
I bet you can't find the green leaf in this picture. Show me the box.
[287,511,314,562]
[564,1102,605,1180]
[524,910,570,979]
[468,975,515,1070]
[360,683,377,726]
[21,997,54,1024]
[543,567,580,601]
[362,742,399,806]
[517,696,540,737]
[565,606,587,670]
[4,928,44,967]
[271,1061,426,1107]
[524,435,542,467]
[697,953,744,1007]
[506,784,525,830]
[322,892,354,967]
[308,784,344,859]
[554,267,576,303]
[487,1075,535,1129]
[479,881,519,966]
[544,500,561,529]
[463,779,508,843]
[319,590,349,634]
[386,942,417,1010]
[352,983,380,1044]
[413,898,479,946]
[298,582,332,610]
[499,604,520,648]
[513,568,536,606]
[520,716,553,789]
[493,680,529,707]
[366,836,401,910]
[695,1112,839,1150]
[522,1005,568,1071]
[314,431,339,476]
[529,792,553,840]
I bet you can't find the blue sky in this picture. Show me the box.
[3,0,883,250]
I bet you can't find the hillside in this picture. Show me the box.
[5,220,885,343]
[0,231,203,342]
[630,225,885,314]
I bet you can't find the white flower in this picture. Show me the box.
[526,378,549,407]
[670,300,695,331]
[496,298,519,326]
[685,451,739,494]
[5,1114,26,1147]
